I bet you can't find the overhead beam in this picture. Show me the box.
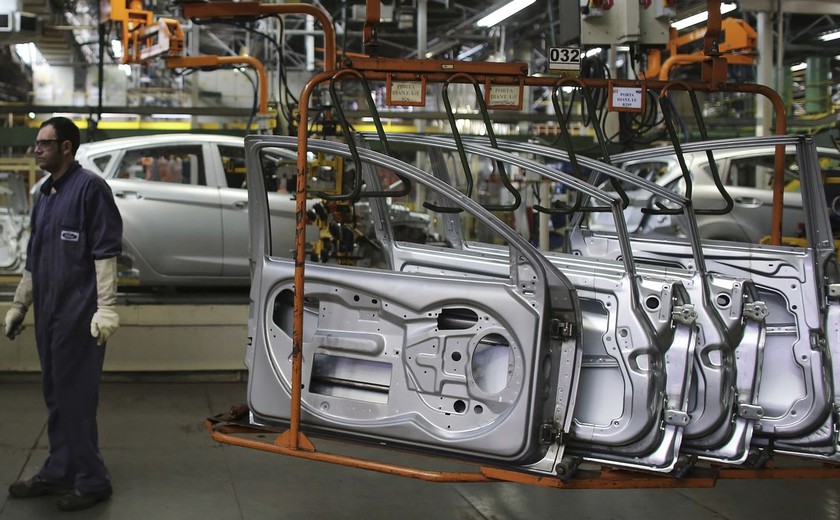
[1,105,253,116]
[740,0,840,14]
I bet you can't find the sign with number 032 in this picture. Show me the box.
[548,47,581,71]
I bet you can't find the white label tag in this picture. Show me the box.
[487,85,521,108]
[611,87,644,111]
[388,80,424,105]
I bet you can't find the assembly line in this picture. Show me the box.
[1,0,840,516]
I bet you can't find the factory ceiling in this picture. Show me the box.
[0,0,838,105]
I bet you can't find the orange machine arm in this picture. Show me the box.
[107,0,153,64]
[644,18,757,81]
[181,2,337,72]
[165,55,269,121]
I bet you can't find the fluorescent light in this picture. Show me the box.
[790,62,807,72]
[819,30,840,42]
[423,39,458,59]
[585,48,602,58]
[13,42,43,66]
[150,114,192,119]
[100,113,136,120]
[671,3,736,31]
[111,39,123,59]
[476,0,536,28]
[457,44,485,60]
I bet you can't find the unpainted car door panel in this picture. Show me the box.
[252,266,552,463]
[355,135,696,471]
[403,134,763,464]
[572,136,840,460]
[245,137,581,467]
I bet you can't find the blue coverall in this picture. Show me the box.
[26,161,123,493]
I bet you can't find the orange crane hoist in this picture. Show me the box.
[644,17,757,81]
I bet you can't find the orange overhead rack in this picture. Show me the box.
[285,78,787,459]
[180,1,338,72]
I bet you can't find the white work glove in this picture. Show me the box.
[90,257,120,345]
[4,270,32,340]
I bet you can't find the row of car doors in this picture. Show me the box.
[234,131,840,474]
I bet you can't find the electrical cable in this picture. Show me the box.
[189,15,300,133]
[235,66,259,134]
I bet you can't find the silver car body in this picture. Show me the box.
[74,134,303,286]
[72,134,433,287]
[591,144,840,243]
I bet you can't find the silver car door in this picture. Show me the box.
[423,134,766,465]
[577,135,839,461]
[107,143,223,279]
[358,133,697,472]
[0,171,27,272]
[720,152,805,241]
[401,133,766,463]
[244,136,581,470]
[215,144,303,278]
[216,142,251,278]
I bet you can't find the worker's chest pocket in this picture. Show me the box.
[58,219,86,260]
[60,229,81,242]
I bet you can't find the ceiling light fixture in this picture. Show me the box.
[424,39,458,58]
[150,114,192,119]
[111,39,123,59]
[671,3,737,31]
[476,0,536,28]
[13,42,43,66]
[819,29,840,42]
[457,44,486,60]
[790,62,807,72]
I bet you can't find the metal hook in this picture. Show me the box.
[434,72,522,213]
[536,78,627,214]
[646,81,733,216]
[318,69,412,201]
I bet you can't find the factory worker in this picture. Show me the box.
[5,116,123,512]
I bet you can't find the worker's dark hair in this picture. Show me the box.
[40,116,81,155]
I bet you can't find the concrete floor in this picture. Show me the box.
[1,379,839,520]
